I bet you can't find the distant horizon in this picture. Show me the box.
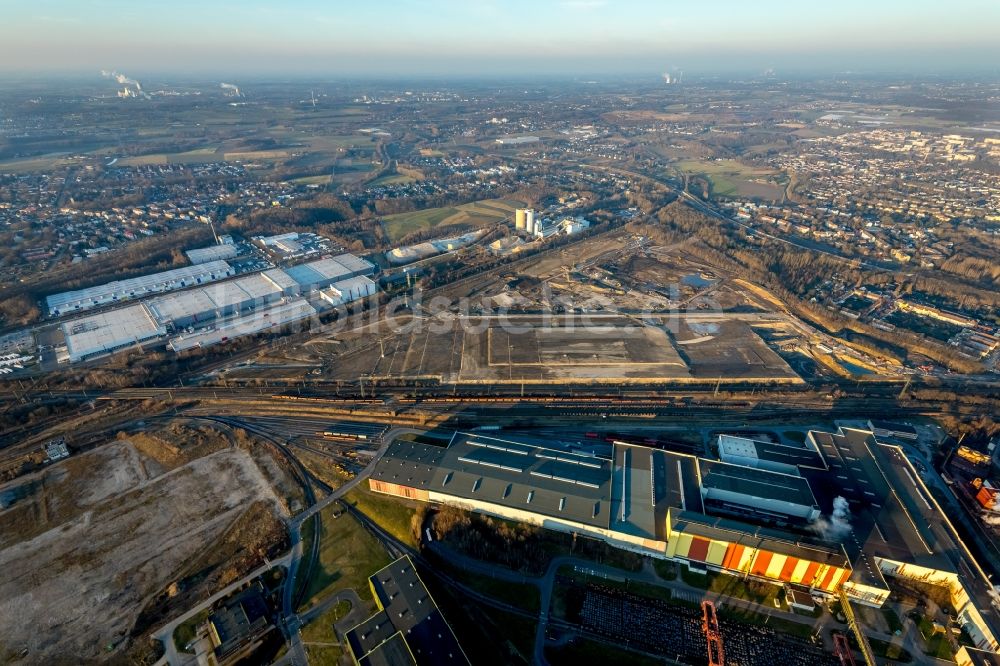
[3,0,999,78]
[1,64,999,87]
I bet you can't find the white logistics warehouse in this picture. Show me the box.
[46,260,234,316]
[283,254,376,291]
[252,232,334,260]
[167,299,317,352]
[319,276,379,307]
[61,304,167,363]
[146,269,298,329]
[185,244,239,264]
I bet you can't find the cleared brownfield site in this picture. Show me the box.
[0,432,294,664]
[324,314,802,384]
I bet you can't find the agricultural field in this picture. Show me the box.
[672,158,786,200]
[0,154,81,172]
[369,165,425,187]
[118,147,223,166]
[297,504,391,608]
[381,197,525,242]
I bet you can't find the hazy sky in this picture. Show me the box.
[2,0,999,77]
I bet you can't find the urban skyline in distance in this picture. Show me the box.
[2,0,999,76]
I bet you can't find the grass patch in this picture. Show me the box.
[0,155,78,172]
[545,638,663,666]
[289,174,332,186]
[382,206,459,241]
[173,608,210,653]
[381,197,524,241]
[298,505,392,611]
[369,173,417,186]
[915,615,954,660]
[922,633,955,661]
[673,158,783,199]
[119,147,221,167]
[429,553,541,613]
[868,637,914,663]
[223,149,290,161]
[652,559,677,580]
[301,599,352,644]
[680,566,782,606]
[343,485,420,548]
[480,607,536,662]
[303,643,343,666]
[116,154,168,166]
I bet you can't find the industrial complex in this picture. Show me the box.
[185,243,240,265]
[369,427,1000,651]
[56,253,377,362]
[46,260,235,316]
[61,303,167,362]
[514,207,591,238]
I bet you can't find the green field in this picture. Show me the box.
[298,504,392,610]
[382,197,525,242]
[118,147,221,167]
[288,174,333,186]
[223,149,291,161]
[172,608,211,653]
[673,159,785,200]
[343,485,421,548]
[432,555,541,613]
[303,644,343,666]
[300,600,351,665]
[369,166,424,187]
[0,154,79,172]
[369,173,417,186]
[306,135,379,151]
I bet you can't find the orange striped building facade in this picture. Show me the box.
[664,512,852,594]
[372,477,853,596]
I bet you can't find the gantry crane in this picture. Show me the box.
[701,600,725,666]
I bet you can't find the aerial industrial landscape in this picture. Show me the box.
[2,3,1000,666]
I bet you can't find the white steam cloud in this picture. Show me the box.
[810,496,853,541]
[102,69,142,91]
[220,82,242,97]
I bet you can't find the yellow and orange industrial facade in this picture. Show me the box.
[664,509,852,595]
[369,478,853,597]
[367,429,1000,650]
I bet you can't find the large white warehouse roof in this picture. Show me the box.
[62,304,166,362]
[46,260,233,315]
[167,299,317,352]
[186,244,239,264]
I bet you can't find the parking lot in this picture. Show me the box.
[568,579,840,665]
